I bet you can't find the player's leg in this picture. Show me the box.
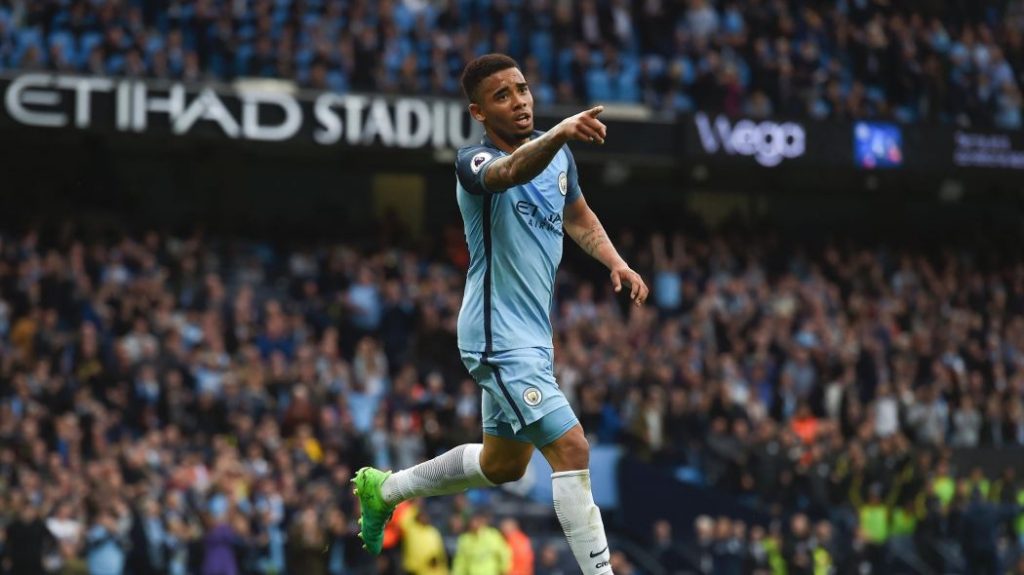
[378,366,535,501]
[488,347,613,575]
[352,441,498,555]
[375,428,533,506]
[540,422,614,575]
[352,351,532,554]
[479,431,535,483]
[352,439,499,555]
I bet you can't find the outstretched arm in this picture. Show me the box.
[564,196,649,306]
[482,106,607,191]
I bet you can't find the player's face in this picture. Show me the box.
[470,67,534,143]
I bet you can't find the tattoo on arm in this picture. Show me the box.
[484,130,566,190]
[567,209,626,270]
[577,222,615,261]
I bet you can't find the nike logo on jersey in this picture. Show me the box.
[590,546,608,558]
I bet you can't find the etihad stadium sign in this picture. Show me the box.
[0,73,483,148]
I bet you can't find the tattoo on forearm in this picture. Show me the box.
[578,222,611,258]
[488,131,564,188]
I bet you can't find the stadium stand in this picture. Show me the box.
[0,0,1021,126]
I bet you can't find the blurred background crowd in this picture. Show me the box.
[2,218,1024,574]
[0,0,1021,127]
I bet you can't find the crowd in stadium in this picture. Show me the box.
[0,0,1020,127]
[2,220,1024,574]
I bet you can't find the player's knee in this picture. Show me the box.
[481,458,529,484]
[562,431,590,468]
[546,428,590,470]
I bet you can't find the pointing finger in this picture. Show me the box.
[586,105,605,117]
[581,115,605,128]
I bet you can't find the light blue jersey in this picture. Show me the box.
[455,131,582,353]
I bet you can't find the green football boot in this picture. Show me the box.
[351,467,395,555]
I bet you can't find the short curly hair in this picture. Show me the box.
[460,53,520,103]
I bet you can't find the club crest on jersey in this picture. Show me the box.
[471,152,492,174]
[558,172,568,196]
[523,387,543,407]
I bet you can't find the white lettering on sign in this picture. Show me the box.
[953,131,1024,170]
[695,112,806,167]
[56,76,113,128]
[0,73,483,150]
[241,91,302,141]
[6,73,67,127]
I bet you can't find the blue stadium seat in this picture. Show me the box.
[106,54,125,75]
[894,105,917,124]
[533,82,555,105]
[392,2,416,33]
[323,18,345,40]
[181,29,197,51]
[78,32,103,67]
[671,91,694,112]
[296,64,310,85]
[295,48,314,68]
[272,8,289,28]
[327,70,347,93]
[145,35,164,55]
[506,16,523,57]
[17,27,41,50]
[586,68,612,102]
[674,466,705,485]
[302,13,321,29]
[51,11,70,31]
[49,31,76,65]
[866,85,886,103]
[418,6,438,28]
[237,23,256,42]
[737,59,752,88]
[235,44,254,75]
[154,9,169,32]
[556,48,574,79]
[209,53,226,78]
[13,28,43,64]
[529,32,554,79]
[616,66,640,102]
[383,48,404,75]
[677,56,696,85]
[644,54,666,77]
[810,99,830,119]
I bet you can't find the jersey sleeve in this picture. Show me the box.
[456,145,506,195]
[563,145,583,204]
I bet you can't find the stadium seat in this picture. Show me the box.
[586,68,612,103]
